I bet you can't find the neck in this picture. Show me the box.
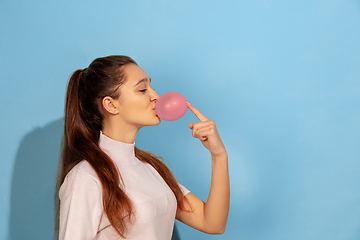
[102,119,139,144]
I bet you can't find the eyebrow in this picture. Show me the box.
[134,78,151,87]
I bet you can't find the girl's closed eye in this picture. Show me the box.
[139,89,147,92]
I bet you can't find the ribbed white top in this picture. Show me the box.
[59,132,189,240]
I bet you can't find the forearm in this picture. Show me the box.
[203,152,230,234]
[183,102,230,234]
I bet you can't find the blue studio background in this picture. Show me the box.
[1,1,360,240]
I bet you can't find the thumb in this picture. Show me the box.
[189,122,194,129]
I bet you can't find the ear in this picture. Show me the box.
[102,96,119,115]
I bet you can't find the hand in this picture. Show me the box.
[187,102,227,157]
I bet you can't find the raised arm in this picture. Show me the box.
[176,102,230,234]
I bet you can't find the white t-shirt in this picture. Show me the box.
[59,132,189,240]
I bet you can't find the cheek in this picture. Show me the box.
[123,96,149,114]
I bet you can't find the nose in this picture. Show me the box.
[150,88,159,102]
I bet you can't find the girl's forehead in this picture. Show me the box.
[123,64,149,82]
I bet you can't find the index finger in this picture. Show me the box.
[187,102,209,121]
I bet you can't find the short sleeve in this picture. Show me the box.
[59,166,103,240]
[178,183,190,197]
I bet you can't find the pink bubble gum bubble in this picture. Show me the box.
[155,92,188,121]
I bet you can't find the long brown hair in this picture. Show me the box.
[55,55,185,239]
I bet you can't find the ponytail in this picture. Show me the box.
[54,69,84,239]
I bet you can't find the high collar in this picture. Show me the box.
[99,131,139,166]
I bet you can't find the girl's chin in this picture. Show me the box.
[153,117,161,125]
[144,117,161,127]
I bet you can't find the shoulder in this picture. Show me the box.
[71,160,99,179]
[59,160,101,200]
[64,160,100,185]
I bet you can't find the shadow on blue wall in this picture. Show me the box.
[8,119,63,240]
[8,118,181,240]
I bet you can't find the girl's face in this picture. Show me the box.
[115,63,160,129]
